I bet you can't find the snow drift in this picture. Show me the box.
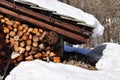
[5,43,120,80]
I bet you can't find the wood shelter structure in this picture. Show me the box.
[0,0,94,44]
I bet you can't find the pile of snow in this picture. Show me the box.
[5,43,120,80]
[15,0,104,38]
[96,43,120,71]
[5,59,120,80]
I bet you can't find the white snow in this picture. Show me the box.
[96,43,120,71]
[5,42,120,80]
[14,0,104,38]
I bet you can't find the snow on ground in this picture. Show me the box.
[15,0,104,38]
[5,43,120,80]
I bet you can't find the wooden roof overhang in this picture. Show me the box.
[0,0,94,44]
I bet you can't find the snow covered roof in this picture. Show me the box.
[14,0,104,38]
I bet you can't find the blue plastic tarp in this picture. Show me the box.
[64,45,90,55]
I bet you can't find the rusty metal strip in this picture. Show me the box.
[0,7,88,43]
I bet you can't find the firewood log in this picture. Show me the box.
[17,31,23,37]
[10,38,15,44]
[32,42,38,47]
[24,51,29,57]
[21,35,28,40]
[22,24,28,30]
[33,35,39,42]
[39,29,43,33]
[36,32,41,37]
[29,34,32,39]
[25,45,31,51]
[5,34,10,39]
[3,27,9,34]
[18,47,25,54]
[14,41,19,47]
[29,47,38,55]
[0,15,3,19]
[25,55,33,61]
[39,43,45,50]
[34,52,42,59]
[14,46,19,52]
[5,39,10,44]
[28,27,33,32]
[39,31,48,41]
[8,25,13,30]
[14,21,20,26]
[26,39,32,46]
[32,28,38,34]
[17,55,23,62]
[53,56,61,63]
[13,28,18,32]
[11,52,20,59]
[14,35,19,41]
[4,17,10,21]
[50,52,56,57]
[23,29,27,33]
[18,25,24,31]
[1,18,5,23]
[9,31,16,37]
[20,41,25,47]
[24,32,30,36]
[46,50,51,55]
[5,20,13,26]
[13,24,18,28]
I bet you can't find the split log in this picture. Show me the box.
[32,28,38,34]
[1,18,5,23]
[7,25,13,30]
[17,55,23,62]
[25,55,33,61]
[9,31,16,37]
[17,31,23,37]
[13,28,18,32]
[33,35,39,42]
[20,41,25,47]
[32,42,38,47]
[14,35,19,41]
[53,56,61,63]
[21,35,28,40]
[39,31,48,41]
[3,27,9,34]
[14,46,19,52]
[18,25,24,31]
[22,24,28,30]
[25,45,31,51]
[34,52,42,59]
[24,51,29,57]
[28,27,33,32]
[26,39,32,46]
[50,52,56,57]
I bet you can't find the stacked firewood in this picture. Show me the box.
[0,14,61,66]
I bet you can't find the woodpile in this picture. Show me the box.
[0,14,62,68]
